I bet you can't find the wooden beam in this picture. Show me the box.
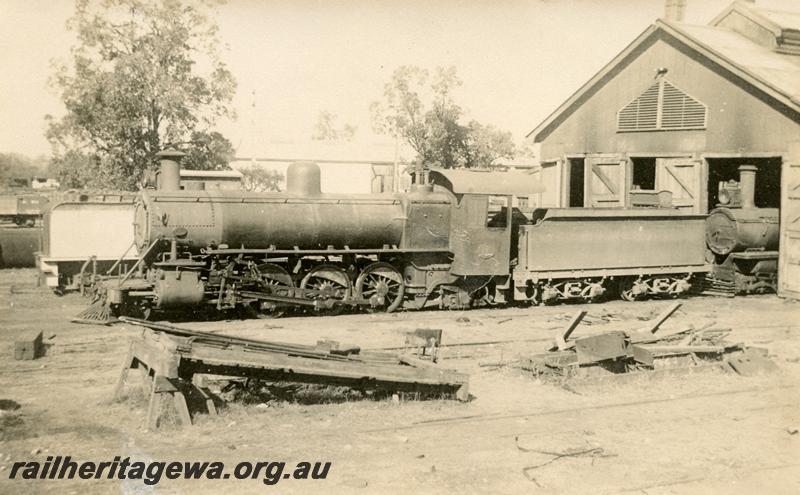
[551,310,587,351]
[643,302,682,334]
[574,331,630,365]
[591,164,618,194]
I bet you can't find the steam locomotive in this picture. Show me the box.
[704,165,779,295]
[77,149,714,323]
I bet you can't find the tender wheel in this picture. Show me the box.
[300,264,351,316]
[355,262,405,313]
[618,278,641,302]
[251,263,294,318]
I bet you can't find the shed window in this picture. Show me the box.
[617,80,706,132]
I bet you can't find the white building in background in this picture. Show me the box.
[31,177,60,190]
[230,139,413,194]
[229,139,552,206]
[179,169,243,190]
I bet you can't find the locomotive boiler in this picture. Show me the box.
[134,160,424,253]
[705,165,779,294]
[76,150,711,323]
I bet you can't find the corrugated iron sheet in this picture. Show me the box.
[673,23,800,104]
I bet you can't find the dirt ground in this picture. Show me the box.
[0,267,798,494]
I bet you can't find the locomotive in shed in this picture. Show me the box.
[704,165,779,295]
[76,150,712,323]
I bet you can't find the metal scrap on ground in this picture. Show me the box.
[520,303,777,379]
[113,317,469,430]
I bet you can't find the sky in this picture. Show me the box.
[0,0,740,158]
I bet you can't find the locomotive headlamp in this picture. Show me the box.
[718,191,730,205]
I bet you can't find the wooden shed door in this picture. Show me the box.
[585,155,625,207]
[779,144,800,300]
[655,158,703,212]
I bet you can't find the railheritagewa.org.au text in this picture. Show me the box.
[8,455,332,486]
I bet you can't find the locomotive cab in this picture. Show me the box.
[428,168,544,278]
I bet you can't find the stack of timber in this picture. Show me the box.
[114,318,469,429]
[520,303,775,379]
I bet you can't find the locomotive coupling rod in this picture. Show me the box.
[238,290,373,309]
[238,290,323,308]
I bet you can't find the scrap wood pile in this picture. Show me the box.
[114,318,469,429]
[518,303,777,379]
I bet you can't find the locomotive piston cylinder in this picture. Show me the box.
[154,271,205,308]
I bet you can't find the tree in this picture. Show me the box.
[464,121,516,169]
[370,65,432,162]
[48,151,104,190]
[0,153,49,187]
[371,65,513,169]
[47,0,237,190]
[311,111,357,141]
[180,131,236,171]
[239,165,283,192]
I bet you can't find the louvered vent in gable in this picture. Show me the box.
[617,79,707,132]
[617,82,659,131]
[660,81,706,129]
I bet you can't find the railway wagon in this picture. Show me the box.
[38,194,138,289]
[75,150,712,323]
[0,193,48,226]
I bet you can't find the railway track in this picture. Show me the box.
[364,383,798,433]
[368,322,800,356]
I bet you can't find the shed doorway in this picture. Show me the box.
[706,157,782,210]
[568,158,585,207]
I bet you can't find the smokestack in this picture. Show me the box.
[739,165,757,209]
[156,149,185,192]
[664,0,687,22]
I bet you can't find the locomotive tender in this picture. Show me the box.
[81,150,711,321]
